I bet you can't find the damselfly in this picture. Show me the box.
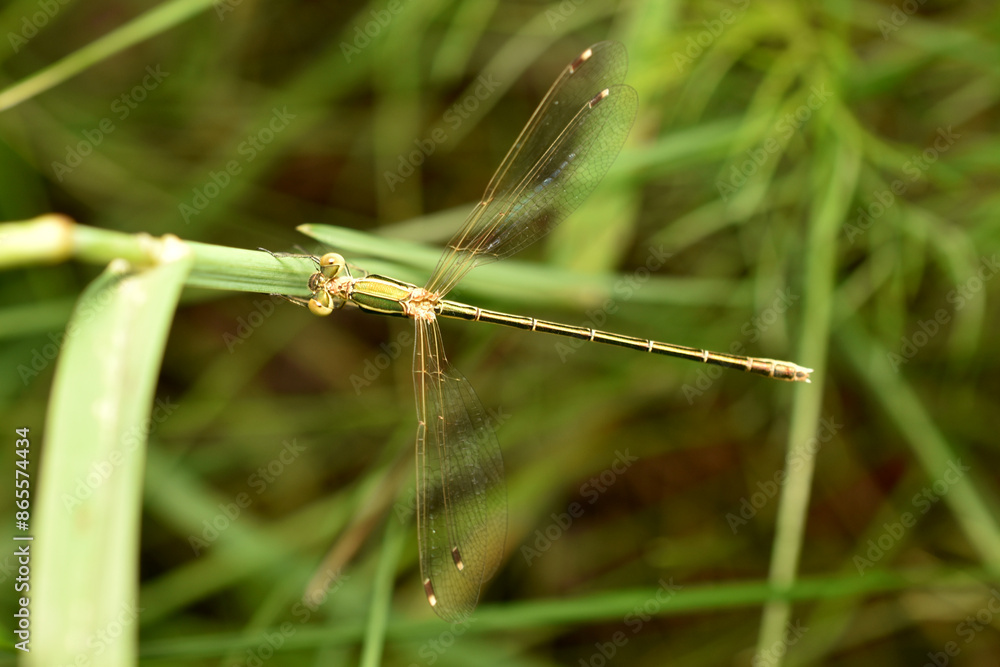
[286,41,811,622]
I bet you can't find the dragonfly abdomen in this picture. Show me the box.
[437,299,811,382]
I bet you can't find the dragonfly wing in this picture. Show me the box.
[413,318,507,622]
[426,41,638,296]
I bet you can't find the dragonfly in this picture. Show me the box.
[288,41,812,622]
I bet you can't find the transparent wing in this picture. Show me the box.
[426,41,638,296]
[413,318,506,622]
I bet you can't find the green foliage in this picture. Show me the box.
[1,0,998,665]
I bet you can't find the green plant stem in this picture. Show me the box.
[0,215,314,296]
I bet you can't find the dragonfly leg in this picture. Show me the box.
[259,246,320,264]
[268,293,311,308]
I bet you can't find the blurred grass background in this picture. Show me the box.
[2,0,1000,665]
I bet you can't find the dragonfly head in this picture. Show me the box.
[307,253,349,316]
[308,283,348,316]
[317,252,346,278]
[308,291,336,316]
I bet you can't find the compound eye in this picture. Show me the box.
[308,292,334,316]
[318,253,345,278]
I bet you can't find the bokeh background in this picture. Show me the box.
[2,0,1000,665]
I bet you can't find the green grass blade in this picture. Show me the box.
[0,0,217,111]
[28,239,192,666]
[359,515,406,667]
[299,222,751,309]
[757,128,862,661]
[838,317,1000,567]
[135,566,971,660]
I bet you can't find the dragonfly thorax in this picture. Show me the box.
[404,287,439,322]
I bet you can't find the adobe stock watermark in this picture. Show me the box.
[404,616,477,667]
[521,449,638,566]
[17,264,133,385]
[752,619,809,667]
[854,458,970,575]
[7,0,72,54]
[922,589,1000,667]
[383,74,501,192]
[298,567,348,611]
[886,254,998,372]
[545,0,588,30]
[672,0,750,72]
[347,329,412,394]
[393,407,511,523]
[844,126,960,244]
[233,568,348,667]
[578,578,683,667]
[878,0,930,39]
[188,439,307,555]
[16,331,66,385]
[60,397,179,511]
[338,0,412,62]
[726,415,843,533]
[554,245,674,363]
[223,295,284,353]
[50,65,170,182]
[178,106,296,223]
[717,84,832,201]
[213,0,243,20]
[681,287,800,404]
[83,600,145,663]
[30,599,145,662]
